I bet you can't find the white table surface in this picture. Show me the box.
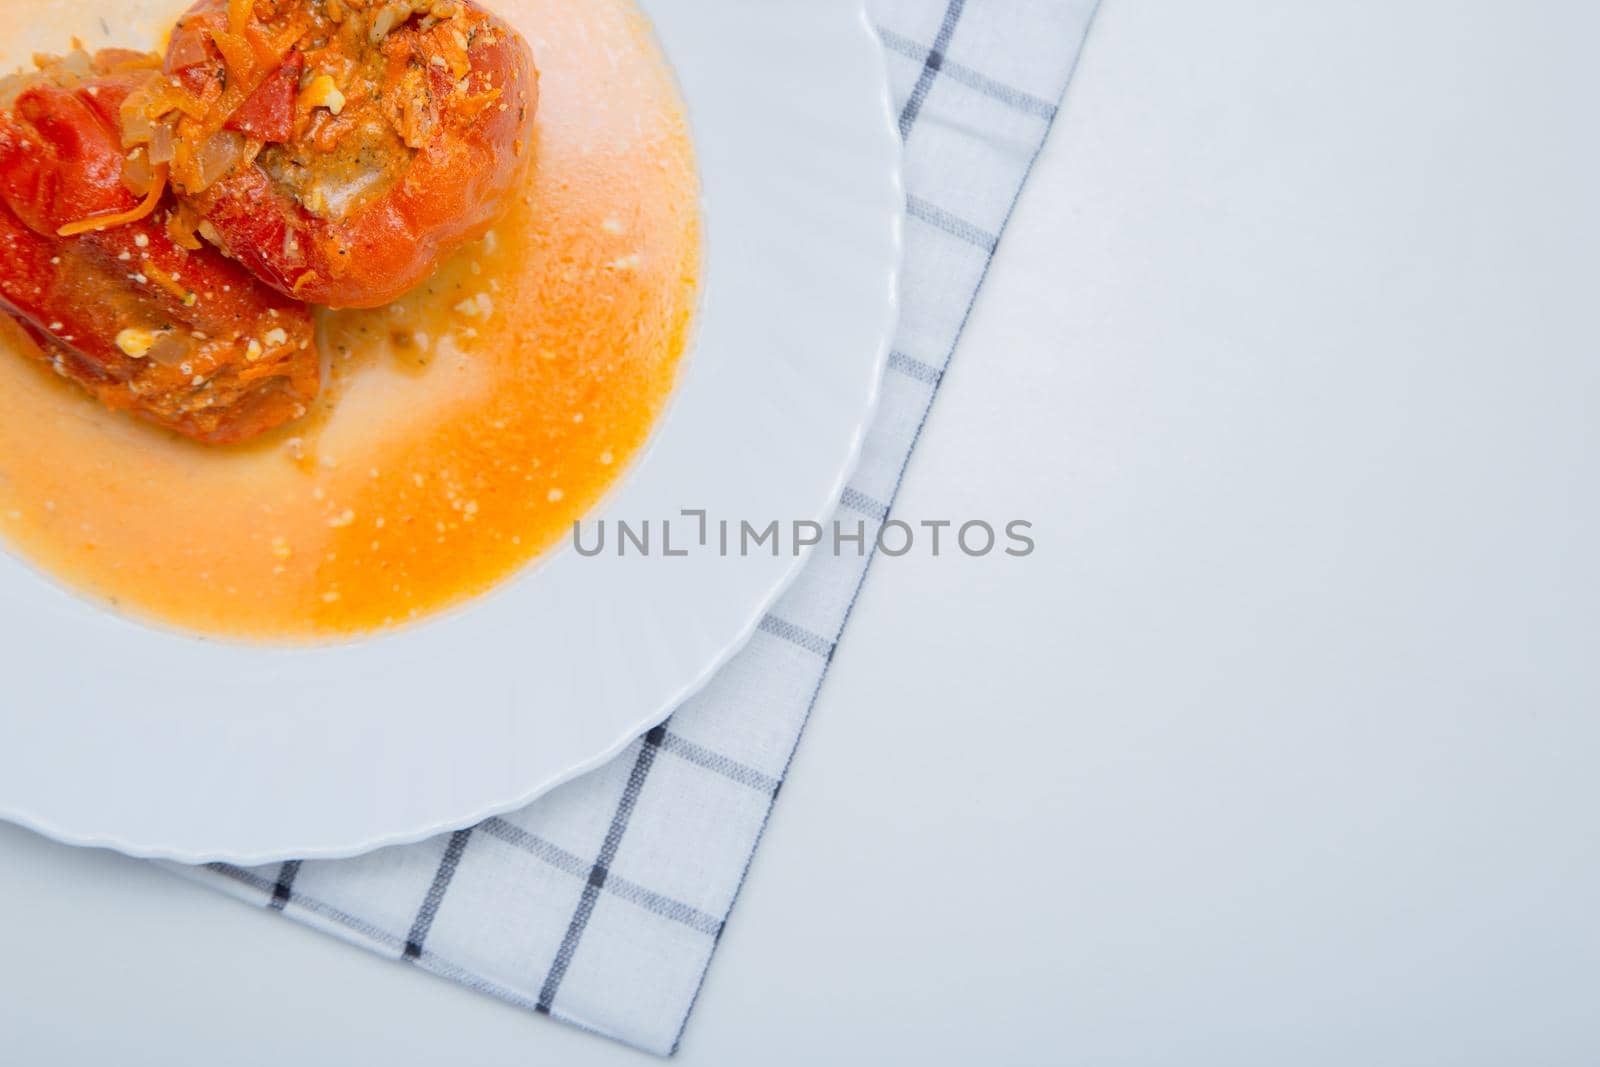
[4,2,1599,1063]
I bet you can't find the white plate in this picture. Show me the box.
[0,0,901,862]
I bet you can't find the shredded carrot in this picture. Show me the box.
[142,80,210,121]
[271,19,310,56]
[245,23,282,69]
[56,166,169,238]
[209,30,257,87]
[167,203,204,251]
[227,0,256,36]
[142,261,194,303]
[200,85,249,140]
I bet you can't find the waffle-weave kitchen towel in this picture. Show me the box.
[166,0,1100,1054]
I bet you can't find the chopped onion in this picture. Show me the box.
[119,82,158,145]
[145,330,194,367]
[148,123,176,166]
[121,107,156,147]
[55,49,92,79]
[120,74,200,148]
[193,131,248,192]
[122,147,156,196]
[167,30,209,71]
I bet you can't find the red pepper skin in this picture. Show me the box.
[0,56,319,445]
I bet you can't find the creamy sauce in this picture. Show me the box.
[0,0,700,639]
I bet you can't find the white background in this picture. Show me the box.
[3,1,1598,1062]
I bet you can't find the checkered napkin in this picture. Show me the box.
[165,0,1099,1054]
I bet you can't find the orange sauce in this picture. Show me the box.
[0,0,700,639]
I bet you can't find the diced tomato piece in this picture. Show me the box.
[225,51,303,144]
